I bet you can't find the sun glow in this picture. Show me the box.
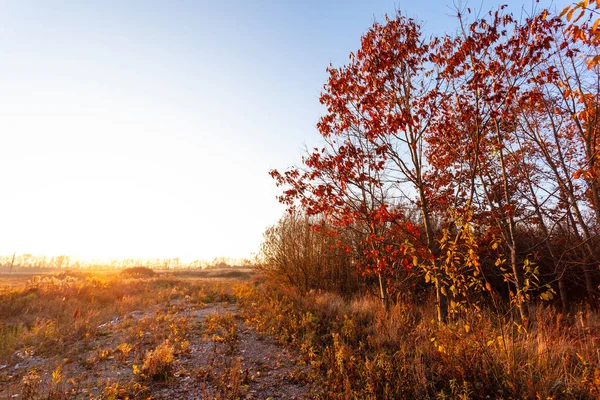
[0,104,283,261]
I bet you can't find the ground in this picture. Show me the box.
[0,272,316,399]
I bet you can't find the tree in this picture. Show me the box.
[428,6,565,324]
[272,4,598,323]
[273,14,453,319]
[561,0,600,68]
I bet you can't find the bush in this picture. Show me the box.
[21,369,41,400]
[141,340,175,381]
[120,267,156,277]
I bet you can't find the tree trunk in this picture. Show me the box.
[378,273,390,311]
[558,274,570,313]
[509,245,529,326]
[583,264,597,309]
[9,253,15,274]
[435,277,448,323]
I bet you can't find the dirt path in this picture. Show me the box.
[151,303,313,399]
[0,300,315,399]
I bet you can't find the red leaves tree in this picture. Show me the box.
[272,14,436,313]
[271,5,600,322]
[428,7,563,324]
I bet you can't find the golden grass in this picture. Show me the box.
[0,271,238,398]
[141,340,175,381]
[3,271,598,398]
[0,271,234,361]
[233,281,600,399]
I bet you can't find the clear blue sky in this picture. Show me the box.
[0,0,570,261]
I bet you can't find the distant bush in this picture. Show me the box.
[53,270,88,280]
[120,267,156,277]
[216,270,251,279]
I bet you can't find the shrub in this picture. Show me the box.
[141,340,175,381]
[21,369,41,400]
[120,267,156,277]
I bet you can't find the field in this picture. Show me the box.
[0,269,313,399]
[2,269,600,399]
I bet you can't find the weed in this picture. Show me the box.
[116,342,133,362]
[141,340,175,381]
[21,368,41,400]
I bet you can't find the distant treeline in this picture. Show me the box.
[0,254,253,271]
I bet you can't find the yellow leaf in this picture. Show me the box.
[587,55,600,69]
[560,5,571,18]
[464,324,471,333]
[567,7,575,21]
[585,171,594,179]
[593,18,600,33]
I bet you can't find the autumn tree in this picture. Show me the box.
[562,0,600,67]
[272,14,456,319]
[271,4,599,323]
[514,14,600,307]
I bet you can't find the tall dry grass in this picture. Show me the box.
[233,281,600,399]
[0,271,234,362]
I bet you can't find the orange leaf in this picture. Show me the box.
[573,10,586,23]
[560,5,571,18]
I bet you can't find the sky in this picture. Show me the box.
[0,0,571,262]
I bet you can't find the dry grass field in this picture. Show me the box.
[235,282,600,399]
[2,269,600,399]
[0,269,313,399]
